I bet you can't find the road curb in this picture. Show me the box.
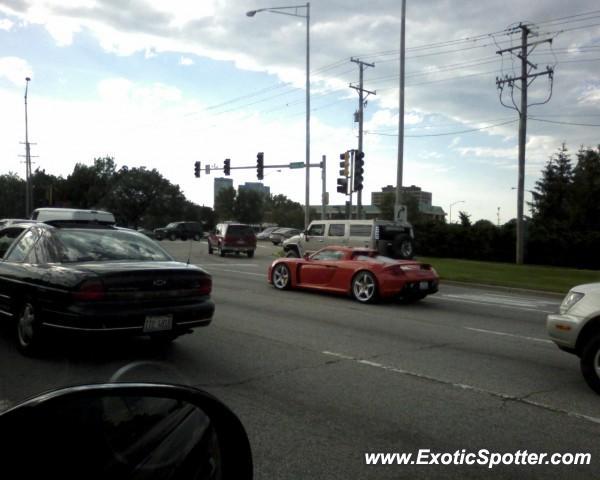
[442,280,565,298]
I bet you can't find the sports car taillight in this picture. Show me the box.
[73,279,105,301]
[198,277,212,296]
[386,265,405,276]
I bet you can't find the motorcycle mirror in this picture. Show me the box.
[0,383,252,480]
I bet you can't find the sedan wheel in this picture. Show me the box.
[169,233,177,241]
[272,264,291,290]
[352,271,377,303]
[17,302,43,355]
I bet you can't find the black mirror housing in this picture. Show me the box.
[0,383,253,480]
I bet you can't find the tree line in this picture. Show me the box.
[214,187,318,229]
[0,156,315,231]
[408,144,600,269]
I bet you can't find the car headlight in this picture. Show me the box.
[560,291,584,314]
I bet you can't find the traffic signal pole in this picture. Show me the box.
[350,58,375,219]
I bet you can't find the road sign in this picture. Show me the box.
[289,162,305,169]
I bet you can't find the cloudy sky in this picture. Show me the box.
[1,0,599,223]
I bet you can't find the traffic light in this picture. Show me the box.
[337,177,348,194]
[224,158,231,176]
[339,152,349,177]
[353,150,364,191]
[256,152,264,180]
[194,161,201,178]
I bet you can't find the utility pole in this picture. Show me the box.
[321,154,327,220]
[496,23,553,264]
[395,0,406,221]
[350,57,375,220]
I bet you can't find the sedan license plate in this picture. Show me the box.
[143,314,173,332]
[419,281,429,291]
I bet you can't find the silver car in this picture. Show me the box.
[547,283,600,394]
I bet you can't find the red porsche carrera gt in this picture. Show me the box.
[268,246,439,303]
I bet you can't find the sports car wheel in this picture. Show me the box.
[352,271,377,303]
[17,301,43,355]
[272,263,291,290]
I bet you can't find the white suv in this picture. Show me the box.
[282,219,414,259]
[547,283,600,394]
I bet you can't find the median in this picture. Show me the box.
[416,257,600,294]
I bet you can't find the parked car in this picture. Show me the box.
[268,246,438,303]
[256,226,280,240]
[269,227,301,245]
[208,223,256,257]
[154,221,203,241]
[0,215,214,355]
[547,283,600,394]
[282,219,415,260]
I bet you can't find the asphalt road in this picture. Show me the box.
[1,239,599,479]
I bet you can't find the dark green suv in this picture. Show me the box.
[154,221,203,241]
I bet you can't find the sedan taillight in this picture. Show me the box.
[73,279,105,301]
[198,277,212,296]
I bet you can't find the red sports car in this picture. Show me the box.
[268,246,439,303]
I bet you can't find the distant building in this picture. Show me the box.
[371,185,445,221]
[238,182,270,197]
[214,177,233,205]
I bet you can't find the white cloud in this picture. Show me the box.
[0,57,33,87]
[179,56,194,66]
[0,18,13,31]
[578,85,600,105]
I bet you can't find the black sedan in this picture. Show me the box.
[0,223,214,355]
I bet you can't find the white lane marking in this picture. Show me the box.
[430,296,556,314]
[322,351,600,425]
[441,292,559,310]
[463,327,553,344]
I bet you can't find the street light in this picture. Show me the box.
[449,200,465,224]
[246,3,310,228]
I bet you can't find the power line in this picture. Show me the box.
[366,119,518,137]
[528,117,600,127]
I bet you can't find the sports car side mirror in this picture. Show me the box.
[303,253,311,260]
[0,383,253,479]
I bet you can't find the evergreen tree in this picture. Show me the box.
[572,146,600,231]
[532,143,574,229]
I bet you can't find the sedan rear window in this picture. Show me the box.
[54,230,172,263]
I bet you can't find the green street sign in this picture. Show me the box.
[289,162,305,169]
